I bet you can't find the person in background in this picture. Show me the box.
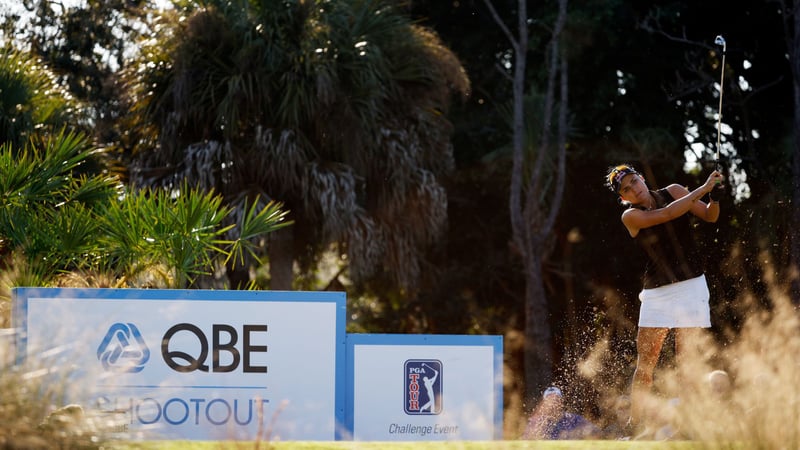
[601,394,632,439]
[522,386,600,440]
[604,164,723,434]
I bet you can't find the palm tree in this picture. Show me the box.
[0,129,291,326]
[0,41,291,325]
[123,0,470,292]
[0,46,81,148]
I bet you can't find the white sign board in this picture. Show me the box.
[13,288,346,441]
[344,334,503,441]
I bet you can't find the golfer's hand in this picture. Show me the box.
[704,171,724,192]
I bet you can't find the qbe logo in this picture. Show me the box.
[97,323,150,373]
[97,322,268,374]
[404,359,442,415]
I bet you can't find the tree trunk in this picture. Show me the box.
[792,4,800,304]
[268,226,294,290]
[485,0,567,400]
[524,252,554,394]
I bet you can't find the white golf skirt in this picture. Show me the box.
[638,274,711,328]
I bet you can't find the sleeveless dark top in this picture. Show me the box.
[634,188,703,289]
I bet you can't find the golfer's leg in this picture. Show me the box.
[674,327,706,381]
[631,327,668,427]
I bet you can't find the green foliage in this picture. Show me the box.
[99,183,291,288]
[0,47,78,148]
[227,197,293,268]
[0,130,291,309]
[126,0,469,293]
[99,183,232,287]
[0,130,117,276]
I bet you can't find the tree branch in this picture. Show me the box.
[482,0,519,53]
[638,8,719,52]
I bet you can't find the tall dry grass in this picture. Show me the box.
[573,255,800,448]
[1,250,797,447]
[662,287,800,449]
[0,351,116,449]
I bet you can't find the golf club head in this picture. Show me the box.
[715,35,726,49]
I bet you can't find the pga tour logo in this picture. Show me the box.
[404,359,442,415]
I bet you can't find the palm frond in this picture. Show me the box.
[101,183,233,288]
[226,197,292,268]
[67,175,121,205]
[256,128,310,196]
[98,190,156,274]
[46,203,103,271]
[180,140,234,190]
[346,210,385,282]
[302,162,359,241]
[0,46,78,148]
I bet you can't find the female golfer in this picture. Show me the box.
[605,164,723,434]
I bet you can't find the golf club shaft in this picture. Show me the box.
[716,36,726,169]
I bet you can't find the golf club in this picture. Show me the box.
[715,35,726,171]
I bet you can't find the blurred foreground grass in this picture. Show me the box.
[2,261,796,450]
[114,440,721,450]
